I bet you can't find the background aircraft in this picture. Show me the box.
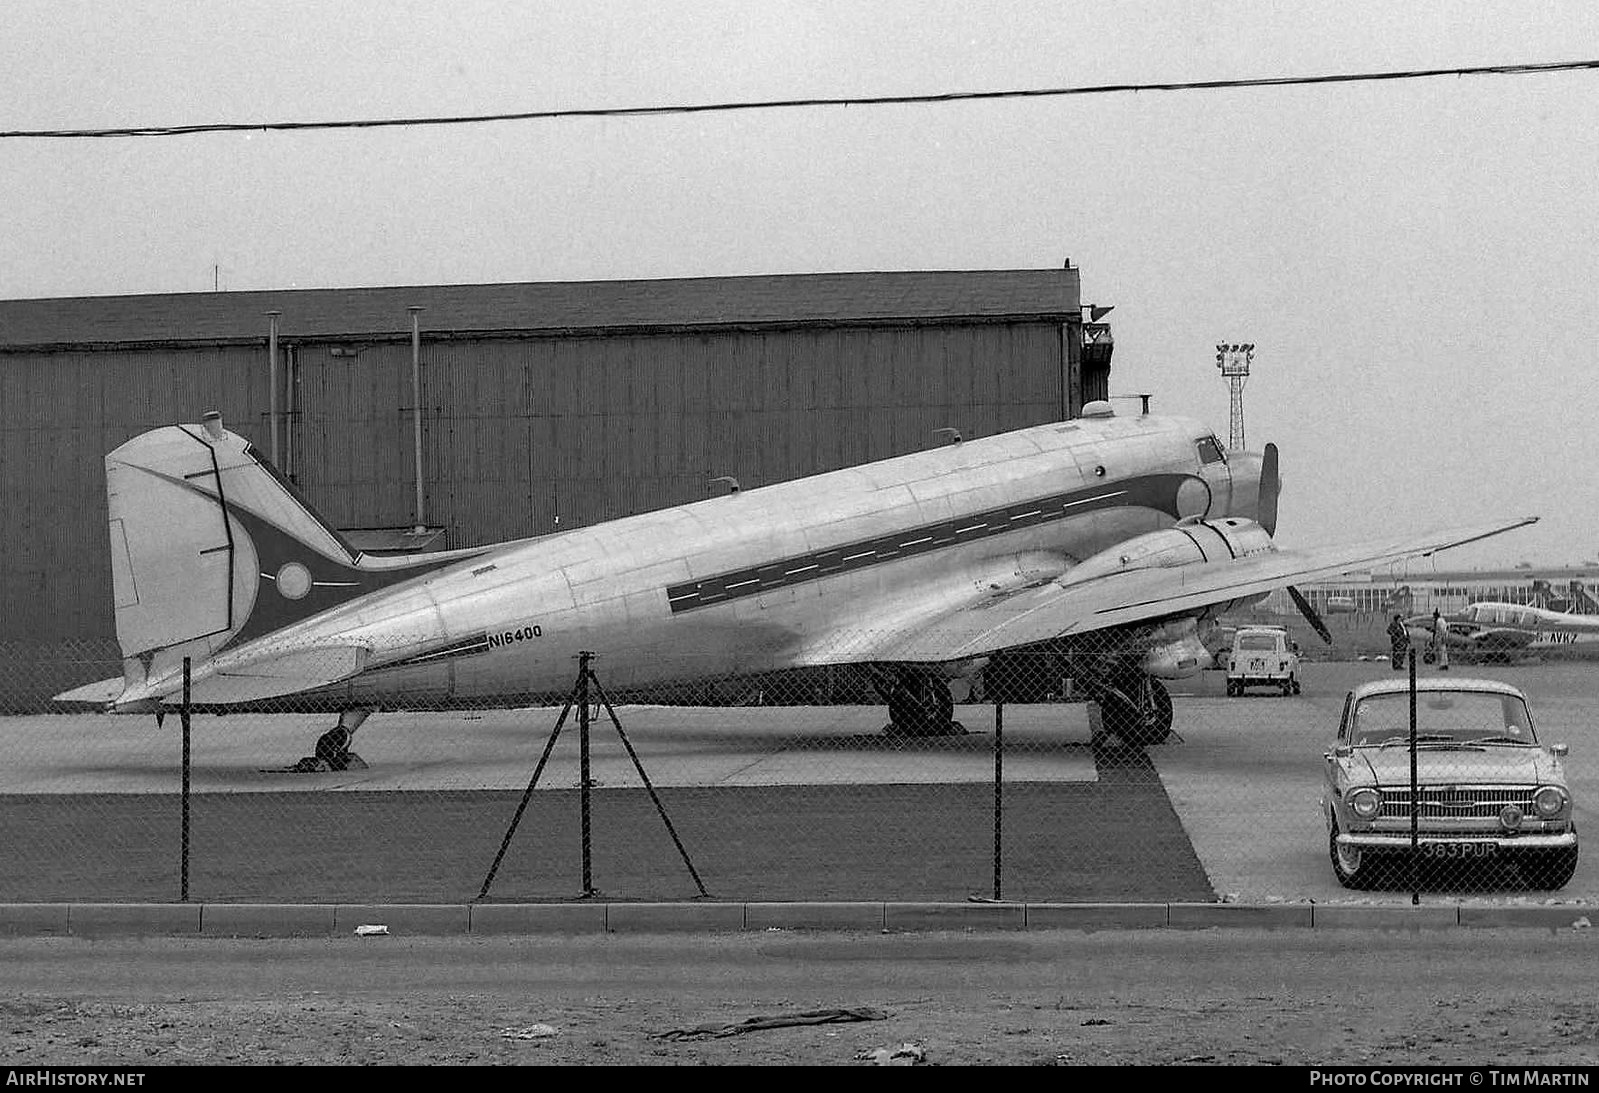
[1407,602,1599,664]
[58,402,1533,765]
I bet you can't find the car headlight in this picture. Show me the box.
[1533,786,1569,819]
[1347,787,1382,819]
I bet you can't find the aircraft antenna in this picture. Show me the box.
[1215,343,1254,451]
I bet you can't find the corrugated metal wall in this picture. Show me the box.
[2,319,1067,644]
[289,321,1066,549]
[1,345,267,640]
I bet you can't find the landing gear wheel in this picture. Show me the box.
[1330,822,1370,889]
[1100,675,1173,747]
[314,727,353,770]
[285,709,372,772]
[1290,675,1302,696]
[1226,681,1239,698]
[883,670,962,736]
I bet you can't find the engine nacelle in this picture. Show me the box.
[1062,518,1274,587]
[1141,632,1214,679]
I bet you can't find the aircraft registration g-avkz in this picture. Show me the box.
[1409,602,1599,663]
[58,402,1535,766]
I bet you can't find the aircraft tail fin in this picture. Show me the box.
[101,413,364,704]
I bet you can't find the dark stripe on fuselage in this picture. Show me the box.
[379,631,493,670]
[665,472,1203,615]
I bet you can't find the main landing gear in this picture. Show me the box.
[875,667,965,737]
[1089,668,1175,748]
[287,708,372,772]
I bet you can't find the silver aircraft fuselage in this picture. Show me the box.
[109,410,1260,710]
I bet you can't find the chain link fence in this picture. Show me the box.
[0,622,1590,905]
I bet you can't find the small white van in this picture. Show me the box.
[1226,625,1302,697]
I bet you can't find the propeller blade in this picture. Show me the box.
[1287,584,1333,645]
[1258,441,1280,538]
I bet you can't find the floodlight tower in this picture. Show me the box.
[1215,343,1254,451]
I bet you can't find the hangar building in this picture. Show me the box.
[0,266,1110,703]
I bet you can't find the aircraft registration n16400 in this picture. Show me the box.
[57,401,1534,769]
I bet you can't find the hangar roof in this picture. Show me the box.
[0,268,1080,350]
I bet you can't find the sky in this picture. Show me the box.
[3,1,1597,570]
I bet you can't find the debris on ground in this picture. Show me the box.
[652,1006,889,1041]
[353,925,388,936]
[856,1042,926,1065]
[501,1024,559,1041]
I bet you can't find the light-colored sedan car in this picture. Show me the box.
[1322,677,1578,889]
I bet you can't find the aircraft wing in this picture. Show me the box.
[798,516,1537,665]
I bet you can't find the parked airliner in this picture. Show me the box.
[58,401,1533,766]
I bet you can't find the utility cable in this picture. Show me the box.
[3,58,1597,139]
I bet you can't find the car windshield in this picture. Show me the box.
[1348,691,1537,746]
[1237,634,1279,651]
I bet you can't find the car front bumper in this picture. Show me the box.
[1336,831,1577,852]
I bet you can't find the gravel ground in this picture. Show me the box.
[5,929,1598,1066]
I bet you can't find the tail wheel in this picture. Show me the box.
[314,726,352,767]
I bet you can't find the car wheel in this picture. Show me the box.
[1329,822,1370,889]
[1522,842,1579,891]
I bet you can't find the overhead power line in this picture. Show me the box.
[5,58,1597,140]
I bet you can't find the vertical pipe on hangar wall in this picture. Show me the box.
[266,310,282,463]
[409,305,426,533]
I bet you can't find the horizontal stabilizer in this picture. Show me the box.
[53,678,126,705]
[185,645,371,705]
[80,644,373,708]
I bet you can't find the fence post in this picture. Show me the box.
[578,651,595,898]
[181,656,191,903]
[1409,646,1419,905]
[993,699,1004,900]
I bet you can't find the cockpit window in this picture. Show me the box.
[1196,436,1226,465]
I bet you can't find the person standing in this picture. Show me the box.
[1432,609,1451,671]
[1387,613,1409,670]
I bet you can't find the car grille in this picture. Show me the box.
[1378,786,1536,819]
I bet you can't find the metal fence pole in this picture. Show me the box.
[1409,646,1419,905]
[578,651,595,898]
[993,699,1004,901]
[181,656,191,903]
